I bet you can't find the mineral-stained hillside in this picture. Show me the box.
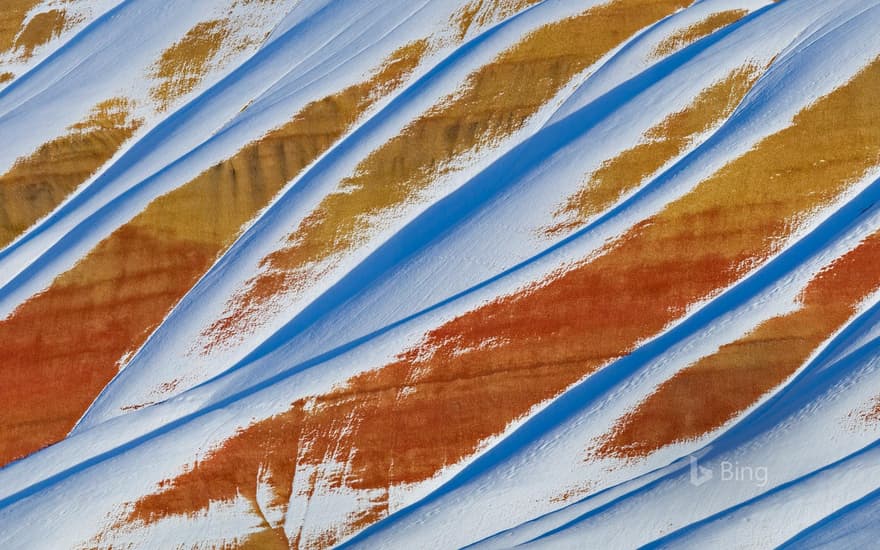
[2,1,880,548]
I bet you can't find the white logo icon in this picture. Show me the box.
[689,455,713,486]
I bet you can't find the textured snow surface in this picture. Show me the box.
[1,0,880,548]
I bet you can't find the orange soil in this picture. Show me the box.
[0,42,427,468]
[0,98,142,248]
[652,10,749,58]
[549,64,760,234]
[207,0,694,348]
[148,1,307,112]
[0,0,42,54]
[597,231,880,458]
[124,56,880,548]
[453,0,542,40]
[149,19,233,111]
[13,8,69,58]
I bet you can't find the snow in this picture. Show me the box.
[2,0,880,547]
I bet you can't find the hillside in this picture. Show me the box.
[1,0,880,548]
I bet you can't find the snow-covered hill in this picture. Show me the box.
[1,0,879,548]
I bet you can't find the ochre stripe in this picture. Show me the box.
[0,41,428,468]
[13,8,69,58]
[596,231,880,458]
[0,98,143,248]
[453,0,542,40]
[548,65,760,234]
[0,12,263,243]
[148,1,317,113]
[206,0,694,348]
[149,19,233,111]
[0,6,295,250]
[652,9,750,58]
[125,400,307,546]
[122,56,880,545]
[0,0,42,54]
